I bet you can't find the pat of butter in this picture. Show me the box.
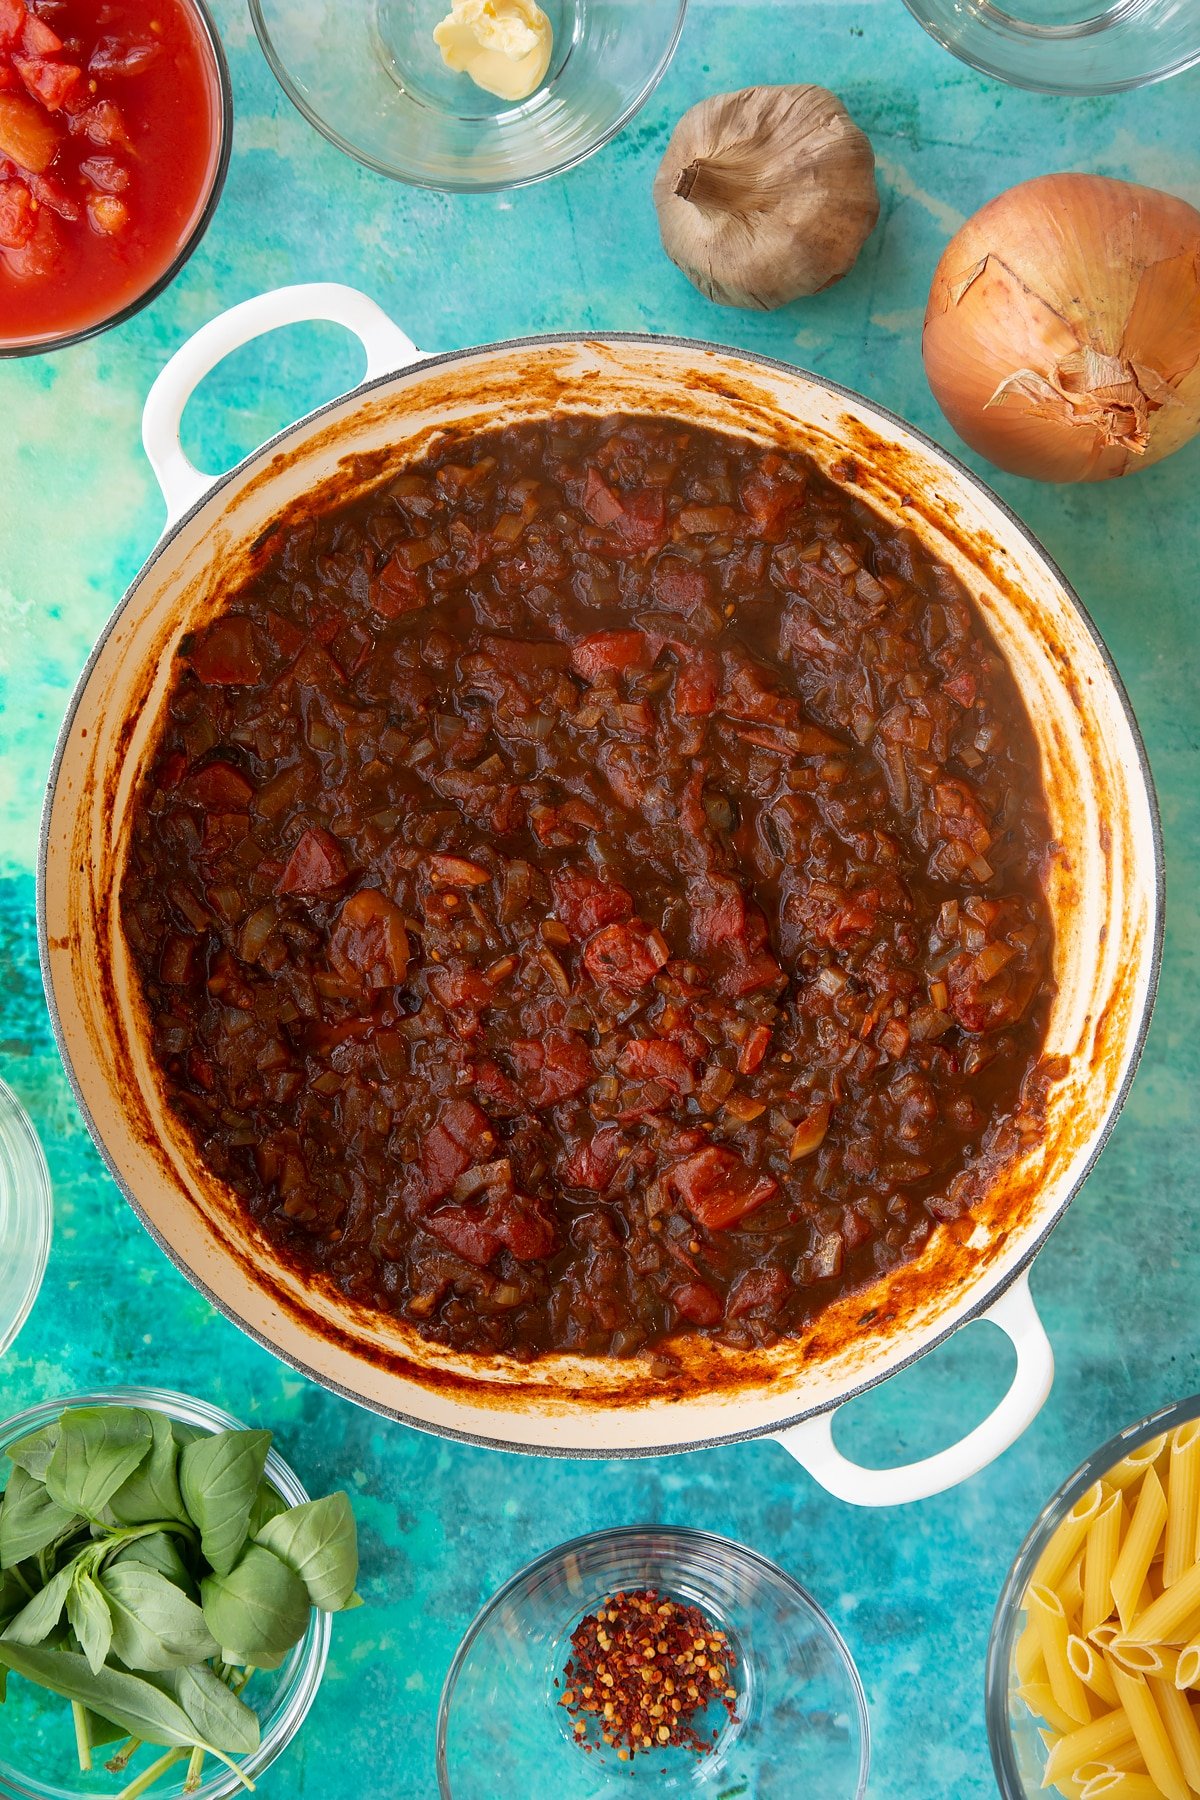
[433,0,553,103]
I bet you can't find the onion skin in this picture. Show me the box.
[922,173,1200,483]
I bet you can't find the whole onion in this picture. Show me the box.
[922,173,1200,483]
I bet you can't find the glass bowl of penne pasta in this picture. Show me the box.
[988,1396,1200,1800]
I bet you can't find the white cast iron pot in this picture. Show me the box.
[39,286,1163,1505]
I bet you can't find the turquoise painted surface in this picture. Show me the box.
[2,3,1199,1794]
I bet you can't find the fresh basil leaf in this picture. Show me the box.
[66,1571,113,1676]
[220,1641,289,1673]
[0,1642,202,1747]
[179,1431,271,1579]
[247,1479,287,1540]
[254,1492,359,1612]
[45,1408,154,1521]
[100,1565,220,1673]
[0,1567,26,1630]
[1,1559,75,1646]
[5,1423,61,1484]
[106,1411,187,1527]
[168,1664,260,1756]
[201,1545,310,1663]
[0,1466,80,1570]
[110,1531,195,1594]
[81,1707,128,1749]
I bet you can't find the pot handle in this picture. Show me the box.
[773,1271,1053,1507]
[141,283,423,525]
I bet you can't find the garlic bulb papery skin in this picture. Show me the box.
[653,85,880,311]
[923,173,1200,483]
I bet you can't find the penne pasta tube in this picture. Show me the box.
[1069,1635,1120,1708]
[1023,1680,1088,1736]
[1149,1673,1200,1792]
[1107,1658,1191,1800]
[1175,1642,1200,1690]
[1082,1774,1179,1799]
[1110,1639,1178,1679]
[1085,1491,1129,1639]
[1019,1613,1050,1683]
[1128,1560,1200,1647]
[1165,1421,1200,1588]
[1074,1739,1148,1777]
[1060,1556,1086,1622]
[1041,1727,1087,1799]
[1111,1470,1168,1631]
[1043,1710,1137,1785]
[1091,1623,1123,1650]
[1036,1484,1109,1592]
[1029,1584,1094,1724]
[1106,1437,1169,1494]
[1108,1741,1151,1773]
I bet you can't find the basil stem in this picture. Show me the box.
[71,1700,92,1773]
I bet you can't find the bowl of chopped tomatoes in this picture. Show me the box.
[0,0,231,355]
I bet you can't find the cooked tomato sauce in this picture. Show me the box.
[122,416,1056,1359]
[0,0,223,347]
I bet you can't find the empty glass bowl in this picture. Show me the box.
[249,0,688,191]
[0,1077,52,1358]
[986,1393,1200,1798]
[437,1524,870,1797]
[902,0,1200,94]
[0,1386,330,1800]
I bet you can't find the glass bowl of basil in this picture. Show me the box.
[0,1386,360,1799]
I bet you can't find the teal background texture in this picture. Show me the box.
[2,2,1199,1794]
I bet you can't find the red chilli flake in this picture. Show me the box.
[558,1587,739,1761]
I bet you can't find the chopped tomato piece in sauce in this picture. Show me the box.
[550,868,634,939]
[672,1280,723,1326]
[571,630,655,683]
[669,1147,778,1232]
[507,1033,593,1106]
[617,1037,695,1095]
[187,617,262,687]
[583,920,669,992]
[563,1128,621,1191]
[329,889,410,988]
[277,829,348,896]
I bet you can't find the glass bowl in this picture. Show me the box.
[902,0,1200,95]
[0,0,232,358]
[0,1077,52,1358]
[0,1386,330,1800]
[249,0,688,191]
[986,1392,1200,1798]
[437,1524,870,1797]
